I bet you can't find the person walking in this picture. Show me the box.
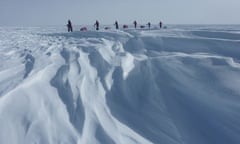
[67,20,73,32]
[147,22,151,29]
[159,21,163,29]
[94,20,100,30]
[114,21,119,29]
[133,20,137,29]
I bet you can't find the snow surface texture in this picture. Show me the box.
[0,25,240,144]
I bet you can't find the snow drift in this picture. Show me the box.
[0,25,240,144]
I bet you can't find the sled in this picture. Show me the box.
[123,25,128,29]
[105,27,111,30]
[80,27,87,31]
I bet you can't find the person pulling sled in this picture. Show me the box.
[133,20,137,29]
[159,21,163,29]
[114,21,119,29]
[67,20,73,32]
[94,20,100,30]
[147,22,151,29]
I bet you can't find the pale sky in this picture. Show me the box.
[0,0,239,26]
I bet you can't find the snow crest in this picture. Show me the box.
[0,26,240,144]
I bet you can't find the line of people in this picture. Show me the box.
[67,20,164,32]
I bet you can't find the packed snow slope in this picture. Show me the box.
[0,25,240,144]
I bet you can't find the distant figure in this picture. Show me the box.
[94,20,100,30]
[159,21,163,29]
[114,21,119,29]
[67,20,73,32]
[133,20,137,29]
[147,22,151,29]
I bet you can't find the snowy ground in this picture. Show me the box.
[0,25,240,144]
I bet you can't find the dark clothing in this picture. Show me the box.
[159,21,162,29]
[67,20,73,32]
[147,22,151,29]
[115,21,119,29]
[94,20,99,30]
[133,21,137,29]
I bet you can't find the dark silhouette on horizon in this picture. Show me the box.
[67,20,73,32]
[147,22,151,29]
[133,20,137,29]
[114,21,119,29]
[94,20,100,30]
[159,21,163,29]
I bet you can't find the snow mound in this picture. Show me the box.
[0,26,240,144]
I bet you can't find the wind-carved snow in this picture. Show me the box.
[0,26,240,144]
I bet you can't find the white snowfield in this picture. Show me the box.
[0,25,240,144]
